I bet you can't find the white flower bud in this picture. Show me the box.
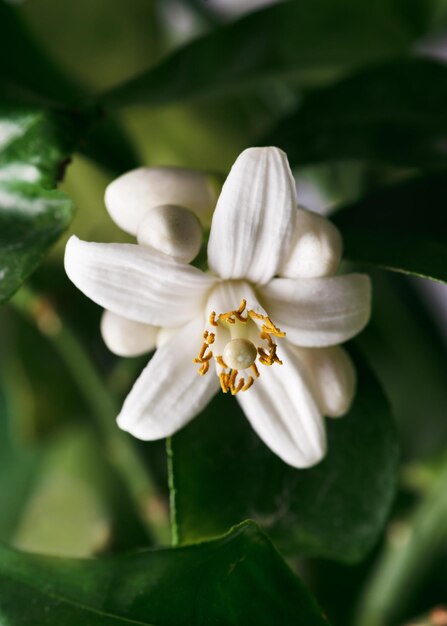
[280,207,342,278]
[100,310,158,357]
[136,205,202,263]
[156,326,181,348]
[297,346,356,417]
[105,167,217,235]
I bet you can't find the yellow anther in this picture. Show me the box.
[237,299,247,314]
[219,372,229,393]
[193,339,213,375]
[216,355,228,368]
[242,376,254,391]
[198,361,209,375]
[248,310,286,337]
[231,377,244,395]
[209,312,218,327]
[251,363,260,378]
[229,369,238,387]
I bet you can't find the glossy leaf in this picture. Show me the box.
[0,521,328,625]
[169,350,398,563]
[263,58,447,168]
[0,105,85,303]
[332,171,447,283]
[103,0,418,108]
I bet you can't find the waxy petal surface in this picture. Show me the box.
[237,340,326,468]
[259,274,371,347]
[117,316,220,439]
[65,236,216,327]
[208,147,297,285]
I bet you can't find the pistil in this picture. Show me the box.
[193,299,285,395]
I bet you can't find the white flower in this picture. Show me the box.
[65,148,371,468]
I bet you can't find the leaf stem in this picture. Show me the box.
[11,286,170,545]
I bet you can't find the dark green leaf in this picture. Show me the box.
[0,2,82,104]
[357,271,447,458]
[263,58,447,168]
[0,105,86,303]
[0,521,328,625]
[102,0,418,108]
[169,350,398,563]
[332,171,447,283]
[82,114,141,176]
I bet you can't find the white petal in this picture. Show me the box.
[100,310,158,357]
[105,167,218,234]
[156,326,182,348]
[279,207,342,278]
[65,236,215,327]
[293,345,356,417]
[260,274,371,347]
[136,205,202,263]
[117,316,219,439]
[237,340,326,468]
[207,147,297,285]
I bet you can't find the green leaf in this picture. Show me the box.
[0,105,85,303]
[12,427,150,557]
[0,376,44,542]
[263,58,447,168]
[0,521,328,625]
[0,3,81,104]
[102,0,418,108]
[169,350,398,563]
[332,171,447,283]
[356,271,447,458]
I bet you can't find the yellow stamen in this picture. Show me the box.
[251,363,260,378]
[242,376,254,391]
[194,299,285,394]
[248,309,286,337]
[216,355,228,368]
[219,372,229,393]
[231,376,244,395]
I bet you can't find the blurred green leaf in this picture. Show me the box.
[102,0,419,108]
[81,114,141,176]
[357,271,447,459]
[0,2,81,103]
[332,171,447,283]
[169,350,398,563]
[13,427,150,557]
[18,0,162,93]
[0,380,43,542]
[0,521,328,625]
[0,105,87,304]
[264,58,447,168]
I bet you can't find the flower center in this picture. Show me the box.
[223,338,257,370]
[193,299,285,395]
